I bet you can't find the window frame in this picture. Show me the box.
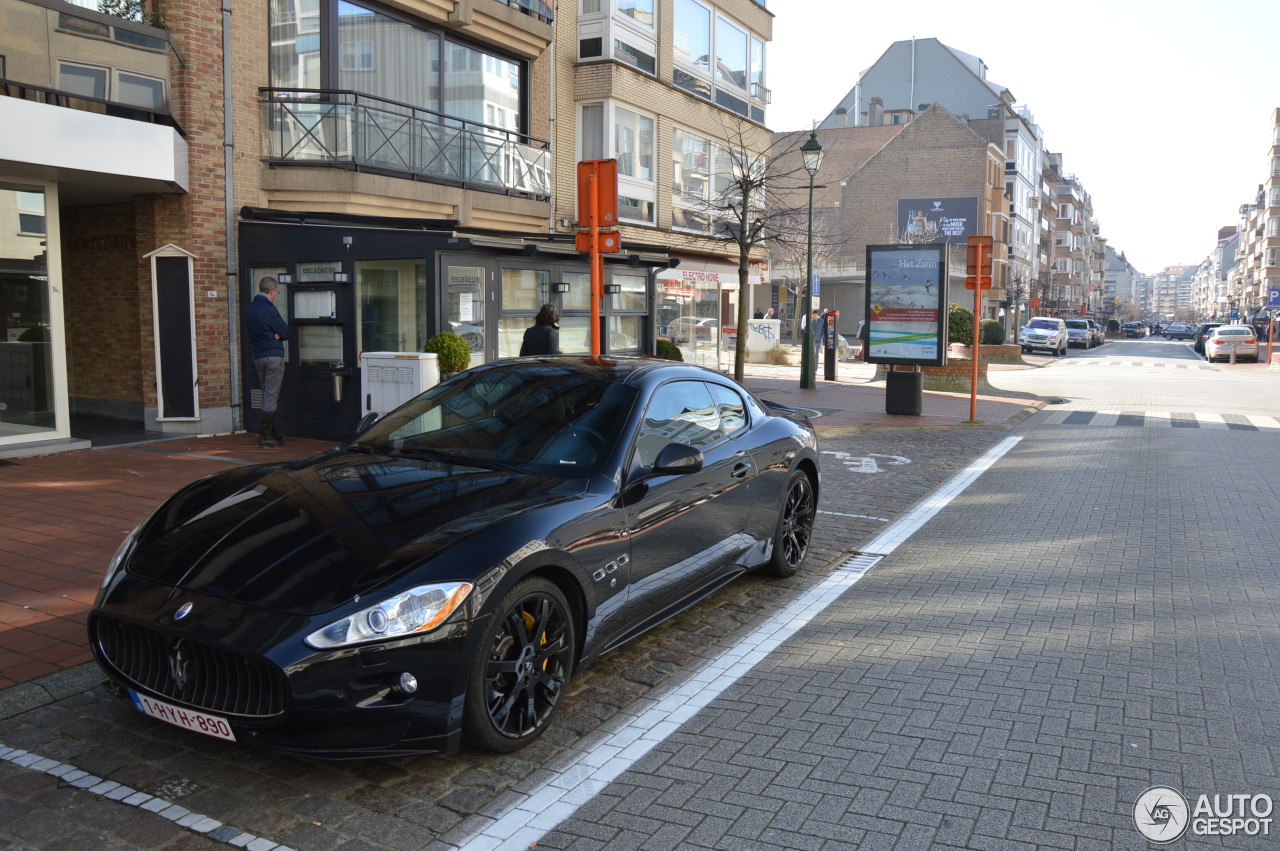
[579,100,657,225]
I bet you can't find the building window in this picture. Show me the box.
[58,62,108,99]
[673,0,710,74]
[714,16,746,90]
[615,106,653,181]
[618,0,654,28]
[579,101,656,224]
[16,191,46,236]
[270,0,525,135]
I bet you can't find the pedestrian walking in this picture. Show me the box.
[520,303,561,356]
[245,275,290,447]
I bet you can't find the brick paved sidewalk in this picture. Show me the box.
[0,369,1038,693]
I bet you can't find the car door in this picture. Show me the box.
[618,379,758,625]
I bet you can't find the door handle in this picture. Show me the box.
[731,461,752,480]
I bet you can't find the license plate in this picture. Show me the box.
[129,690,236,742]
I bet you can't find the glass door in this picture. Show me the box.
[443,261,489,368]
[0,183,61,444]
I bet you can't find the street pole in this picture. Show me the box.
[798,131,823,389]
[800,175,816,389]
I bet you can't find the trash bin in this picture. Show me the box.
[885,369,922,416]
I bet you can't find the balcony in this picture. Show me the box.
[262,89,551,200]
[0,0,187,202]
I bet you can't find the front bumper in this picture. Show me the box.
[89,576,478,759]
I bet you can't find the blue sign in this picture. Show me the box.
[1230,309,1239,319]
[1269,288,1280,307]
[812,273,820,296]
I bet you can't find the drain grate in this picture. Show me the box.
[1046,398,1069,405]
[838,552,885,576]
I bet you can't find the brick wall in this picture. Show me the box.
[60,205,143,413]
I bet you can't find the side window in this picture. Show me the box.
[707,382,746,437]
[634,381,719,466]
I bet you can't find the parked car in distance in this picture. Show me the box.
[1019,317,1069,356]
[666,316,718,343]
[1193,321,1225,354]
[88,357,821,758]
[1064,319,1097,349]
[1087,320,1107,346]
[1163,324,1196,340]
[1204,325,1259,362]
[1122,321,1148,338]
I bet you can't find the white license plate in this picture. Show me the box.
[129,690,236,742]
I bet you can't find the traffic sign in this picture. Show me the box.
[1269,288,1280,307]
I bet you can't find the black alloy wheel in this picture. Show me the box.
[763,471,816,578]
[463,577,575,752]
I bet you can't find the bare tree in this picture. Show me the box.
[668,121,830,382]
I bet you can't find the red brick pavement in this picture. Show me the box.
[0,372,1039,690]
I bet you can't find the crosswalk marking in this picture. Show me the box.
[1055,360,1212,369]
[1041,410,1280,430]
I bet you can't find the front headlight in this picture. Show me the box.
[305,582,473,649]
[101,524,142,588]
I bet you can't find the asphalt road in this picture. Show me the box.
[3,339,1278,850]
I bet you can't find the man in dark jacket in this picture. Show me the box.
[245,276,290,447]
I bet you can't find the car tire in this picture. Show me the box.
[462,576,575,753]
[761,470,816,578]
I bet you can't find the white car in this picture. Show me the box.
[1019,317,1069,357]
[666,317,718,343]
[1204,325,1259,363]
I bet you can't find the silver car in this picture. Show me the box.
[1064,319,1096,349]
[1019,317,1069,357]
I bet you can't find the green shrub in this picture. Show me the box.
[979,318,1005,345]
[423,332,472,373]
[655,339,683,361]
[947,303,974,347]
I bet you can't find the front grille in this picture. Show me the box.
[93,617,287,717]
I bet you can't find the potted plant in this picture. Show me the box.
[423,331,472,376]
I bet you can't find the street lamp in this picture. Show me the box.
[799,131,824,389]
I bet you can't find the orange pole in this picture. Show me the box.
[1269,314,1275,365]
[970,279,980,422]
[588,173,601,357]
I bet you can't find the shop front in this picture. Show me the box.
[239,215,670,440]
[655,263,762,371]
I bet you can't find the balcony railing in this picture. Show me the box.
[496,0,553,23]
[261,88,551,200]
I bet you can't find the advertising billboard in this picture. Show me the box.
[865,244,948,366]
[897,197,979,245]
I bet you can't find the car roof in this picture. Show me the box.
[480,355,740,389]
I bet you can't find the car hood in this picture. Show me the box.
[124,452,580,615]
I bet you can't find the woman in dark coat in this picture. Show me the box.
[520,303,561,356]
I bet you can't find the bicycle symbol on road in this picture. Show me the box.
[821,451,911,474]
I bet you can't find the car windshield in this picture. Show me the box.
[1028,319,1059,330]
[352,365,640,478]
[1065,320,1088,329]
[1215,328,1252,337]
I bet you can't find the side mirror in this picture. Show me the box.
[652,442,703,476]
[353,412,380,437]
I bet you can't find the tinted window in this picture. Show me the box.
[707,382,746,437]
[635,381,719,466]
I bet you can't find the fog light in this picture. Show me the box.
[398,672,418,694]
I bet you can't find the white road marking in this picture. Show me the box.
[453,435,1023,850]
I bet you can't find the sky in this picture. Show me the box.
[766,0,1278,275]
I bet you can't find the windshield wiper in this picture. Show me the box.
[386,446,525,474]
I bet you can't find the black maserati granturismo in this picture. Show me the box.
[89,356,821,758]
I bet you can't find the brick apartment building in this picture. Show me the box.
[0,0,773,453]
